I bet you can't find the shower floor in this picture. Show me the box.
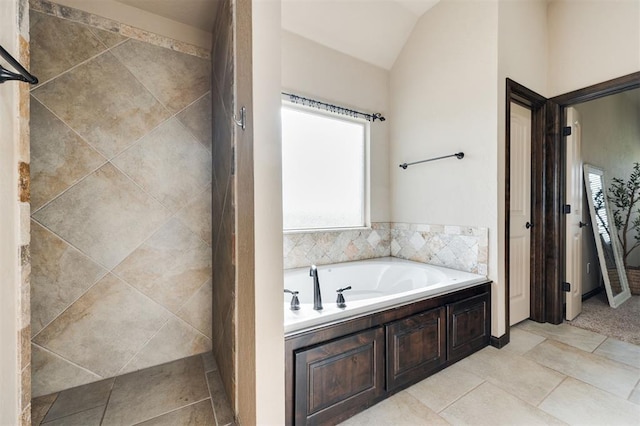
[31,352,234,426]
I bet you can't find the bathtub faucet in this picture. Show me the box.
[309,265,323,310]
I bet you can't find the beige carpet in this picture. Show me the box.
[568,292,640,345]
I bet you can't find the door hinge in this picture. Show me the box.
[562,126,572,136]
[563,204,571,214]
[562,282,571,292]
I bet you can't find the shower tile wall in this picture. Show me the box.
[284,222,488,275]
[210,0,237,410]
[29,10,213,397]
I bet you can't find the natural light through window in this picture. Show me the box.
[281,104,366,230]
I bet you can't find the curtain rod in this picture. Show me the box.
[0,44,38,85]
[399,152,464,170]
[282,92,385,122]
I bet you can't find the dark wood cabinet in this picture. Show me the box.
[386,307,445,391]
[286,282,491,425]
[447,292,490,362]
[294,328,384,425]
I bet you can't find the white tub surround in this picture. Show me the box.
[284,257,487,334]
[283,222,488,275]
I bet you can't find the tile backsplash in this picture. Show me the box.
[283,223,391,270]
[284,222,488,275]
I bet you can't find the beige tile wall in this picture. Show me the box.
[210,0,238,415]
[284,222,489,275]
[29,5,213,397]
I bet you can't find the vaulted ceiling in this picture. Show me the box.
[113,0,440,69]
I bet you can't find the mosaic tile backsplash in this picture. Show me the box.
[284,222,488,275]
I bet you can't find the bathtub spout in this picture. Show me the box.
[310,265,323,310]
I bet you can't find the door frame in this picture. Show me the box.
[502,72,640,347]
[503,79,553,348]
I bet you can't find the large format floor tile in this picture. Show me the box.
[33,163,171,270]
[43,379,113,423]
[525,339,640,398]
[137,400,215,426]
[41,406,105,426]
[30,221,107,335]
[112,118,211,214]
[456,346,566,406]
[341,391,448,426]
[539,377,640,425]
[111,39,210,113]
[440,382,564,425]
[516,320,607,352]
[404,362,483,413]
[33,274,170,378]
[206,370,235,426]
[593,337,640,368]
[32,52,170,158]
[502,327,546,355]
[102,356,210,425]
[29,98,106,211]
[113,218,212,313]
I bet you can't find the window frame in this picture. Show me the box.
[280,100,371,232]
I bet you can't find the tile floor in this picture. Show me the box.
[31,353,234,426]
[341,320,640,425]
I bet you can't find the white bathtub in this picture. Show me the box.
[284,257,487,334]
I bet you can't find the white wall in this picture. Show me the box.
[0,0,20,423]
[253,0,285,424]
[497,0,549,330]
[548,0,640,96]
[281,31,391,222]
[576,91,640,269]
[389,0,501,334]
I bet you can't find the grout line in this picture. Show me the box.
[436,375,486,414]
[35,393,59,426]
[129,398,212,426]
[31,343,103,382]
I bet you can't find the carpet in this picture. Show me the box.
[568,292,640,345]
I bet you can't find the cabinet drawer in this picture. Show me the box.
[294,327,384,425]
[447,292,490,362]
[386,307,446,391]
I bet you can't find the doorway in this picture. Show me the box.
[509,102,532,325]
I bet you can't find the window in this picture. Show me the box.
[281,103,368,231]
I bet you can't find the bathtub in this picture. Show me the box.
[284,257,487,334]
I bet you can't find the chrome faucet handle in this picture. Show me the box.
[336,286,352,308]
[284,289,300,311]
[309,264,317,276]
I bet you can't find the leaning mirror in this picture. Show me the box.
[583,164,632,308]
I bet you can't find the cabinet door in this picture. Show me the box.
[386,307,446,391]
[447,292,490,362]
[294,327,384,425]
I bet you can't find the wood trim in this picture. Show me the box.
[490,333,510,349]
[551,72,640,106]
[505,79,549,339]
[582,286,603,301]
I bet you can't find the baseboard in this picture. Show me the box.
[490,334,509,349]
[582,286,603,301]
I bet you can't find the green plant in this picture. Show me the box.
[608,162,640,268]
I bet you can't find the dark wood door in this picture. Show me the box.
[385,307,445,391]
[294,327,384,425]
[447,292,490,362]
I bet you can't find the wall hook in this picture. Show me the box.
[234,106,246,131]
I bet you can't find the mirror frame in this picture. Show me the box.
[583,164,632,308]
